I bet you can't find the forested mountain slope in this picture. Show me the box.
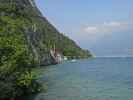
[0,0,92,99]
[0,0,92,65]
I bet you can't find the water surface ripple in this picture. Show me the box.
[28,58,133,100]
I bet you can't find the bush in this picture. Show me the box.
[0,45,41,100]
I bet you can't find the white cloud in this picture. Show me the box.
[84,21,129,34]
[71,20,133,47]
[84,26,98,33]
[103,21,121,27]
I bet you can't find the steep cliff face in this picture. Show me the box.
[0,0,92,65]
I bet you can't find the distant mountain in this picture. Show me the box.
[0,0,92,65]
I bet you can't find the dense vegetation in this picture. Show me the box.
[0,3,41,100]
[0,0,92,99]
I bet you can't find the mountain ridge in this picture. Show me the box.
[0,0,92,99]
[0,0,92,65]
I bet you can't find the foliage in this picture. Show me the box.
[35,18,92,59]
[0,0,92,99]
[0,13,40,100]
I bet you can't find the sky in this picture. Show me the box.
[35,0,133,57]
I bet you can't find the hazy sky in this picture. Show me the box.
[35,0,133,57]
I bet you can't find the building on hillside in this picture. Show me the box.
[63,56,68,61]
[50,48,63,64]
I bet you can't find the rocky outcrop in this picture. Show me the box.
[0,0,92,66]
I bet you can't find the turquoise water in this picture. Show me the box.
[29,58,133,100]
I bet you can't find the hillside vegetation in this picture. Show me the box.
[0,0,92,99]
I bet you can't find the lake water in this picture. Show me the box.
[28,57,133,100]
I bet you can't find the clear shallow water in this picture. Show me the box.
[28,58,133,100]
